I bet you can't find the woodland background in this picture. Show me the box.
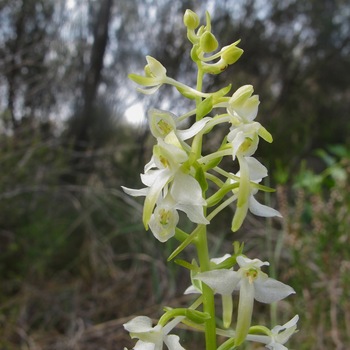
[0,0,350,349]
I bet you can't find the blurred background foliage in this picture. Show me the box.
[0,0,349,349]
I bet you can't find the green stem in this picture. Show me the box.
[194,64,217,350]
[195,225,217,350]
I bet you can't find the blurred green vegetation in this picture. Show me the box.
[0,0,350,349]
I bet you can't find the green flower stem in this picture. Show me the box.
[195,224,217,350]
[194,64,217,350]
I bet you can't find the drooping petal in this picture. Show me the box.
[249,195,282,218]
[254,278,295,304]
[222,294,233,328]
[231,154,250,231]
[171,172,206,206]
[195,269,240,295]
[235,277,255,346]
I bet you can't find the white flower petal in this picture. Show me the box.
[175,203,209,224]
[254,278,295,304]
[122,186,149,197]
[249,195,282,218]
[148,109,176,139]
[149,204,179,242]
[141,169,165,187]
[183,285,199,295]
[164,334,186,350]
[124,316,153,333]
[176,117,211,140]
[146,56,167,77]
[266,343,288,350]
[171,172,206,206]
[236,255,269,268]
[134,340,156,350]
[245,157,268,181]
[143,171,172,227]
[195,270,240,295]
[144,156,157,173]
[211,254,231,265]
[277,315,299,332]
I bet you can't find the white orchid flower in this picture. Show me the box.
[123,316,185,350]
[195,255,295,346]
[224,85,272,161]
[129,57,213,98]
[247,315,299,350]
[228,85,260,123]
[149,193,208,242]
[148,109,211,143]
[122,139,208,234]
[184,254,233,328]
[129,56,168,95]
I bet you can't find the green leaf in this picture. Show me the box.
[174,259,197,270]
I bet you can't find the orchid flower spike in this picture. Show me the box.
[123,316,186,350]
[195,255,295,346]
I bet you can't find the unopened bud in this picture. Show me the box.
[200,31,218,53]
[221,43,244,65]
[183,9,200,30]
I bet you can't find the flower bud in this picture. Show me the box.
[183,9,199,30]
[200,31,218,53]
[221,43,244,65]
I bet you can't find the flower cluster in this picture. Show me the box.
[123,9,298,350]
